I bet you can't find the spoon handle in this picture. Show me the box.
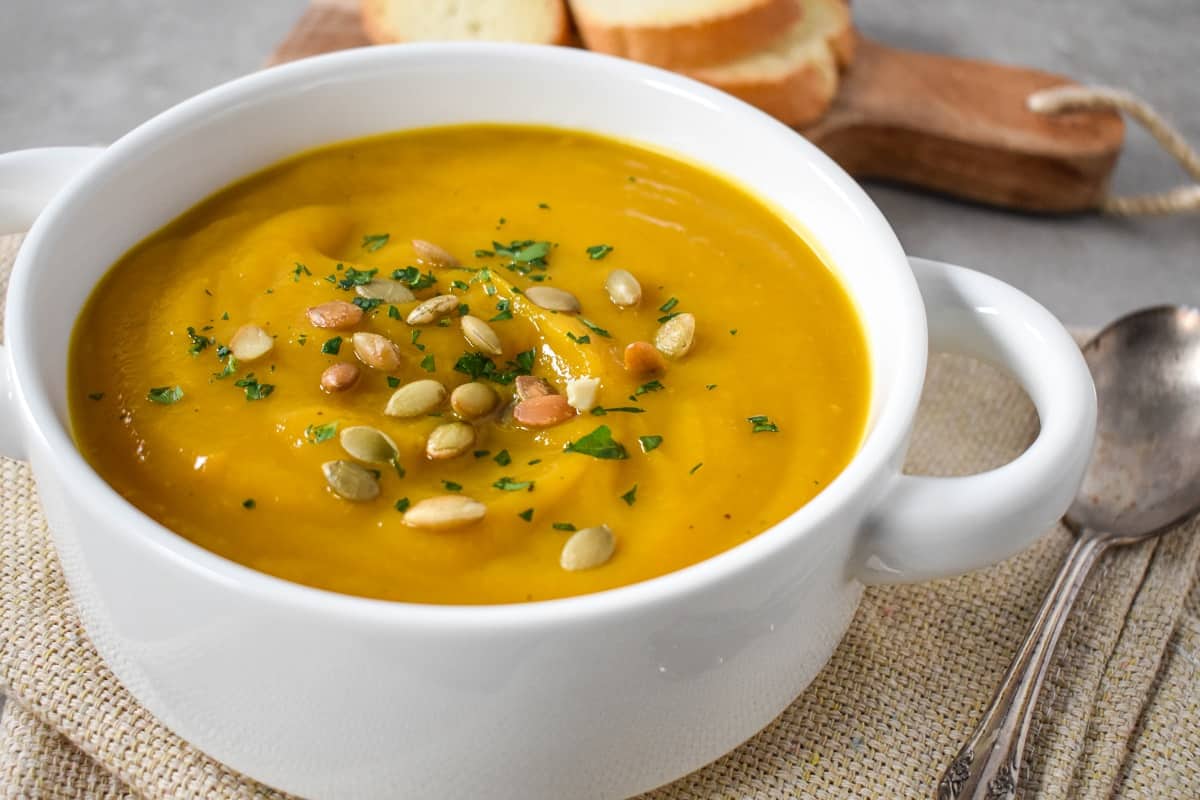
[935,530,1107,800]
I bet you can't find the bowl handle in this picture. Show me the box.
[0,147,105,459]
[855,258,1097,584]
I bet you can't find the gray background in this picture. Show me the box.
[1,0,1197,326]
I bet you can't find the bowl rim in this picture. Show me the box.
[8,42,926,628]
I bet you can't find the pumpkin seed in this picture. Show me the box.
[406,294,460,325]
[339,426,399,464]
[450,381,498,419]
[411,239,459,268]
[566,377,601,412]
[460,315,502,355]
[426,422,476,460]
[307,301,364,330]
[403,495,486,530]
[320,362,360,393]
[524,286,581,313]
[322,460,380,502]
[604,270,642,307]
[384,379,446,418]
[514,375,554,401]
[623,341,666,375]
[514,394,576,428]
[356,279,415,304]
[560,525,615,571]
[352,332,402,371]
[229,324,274,362]
[654,312,696,359]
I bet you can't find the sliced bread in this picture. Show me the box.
[568,0,801,68]
[683,0,855,127]
[361,0,572,46]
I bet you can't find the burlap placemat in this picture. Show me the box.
[1,219,1199,800]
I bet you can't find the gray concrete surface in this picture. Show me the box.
[1,0,1197,327]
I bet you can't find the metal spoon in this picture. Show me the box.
[936,305,1200,800]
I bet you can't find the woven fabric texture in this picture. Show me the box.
[0,227,1197,800]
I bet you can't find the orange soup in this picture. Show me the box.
[69,125,869,604]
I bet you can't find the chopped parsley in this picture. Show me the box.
[321,337,342,355]
[689,462,703,475]
[242,498,256,509]
[538,202,551,209]
[292,262,311,282]
[473,450,491,459]
[747,415,779,433]
[235,374,275,401]
[420,354,436,373]
[730,329,738,336]
[453,349,534,385]
[493,449,512,467]
[578,318,611,338]
[706,384,717,390]
[564,425,628,460]
[633,380,664,397]
[388,305,401,320]
[410,329,425,350]
[442,480,463,492]
[212,353,238,380]
[658,297,679,314]
[489,298,514,322]
[657,312,682,323]
[394,497,410,513]
[305,421,339,444]
[361,233,390,252]
[221,312,230,320]
[451,279,471,291]
[493,477,535,492]
[620,484,638,506]
[391,266,437,290]
[186,326,212,356]
[352,296,384,313]
[386,376,401,388]
[552,522,576,532]
[147,386,183,405]
[474,249,494,258]
[566,332,590,345]
[638,435,663,453]
[337,267,378,290]
[457,303,470,317]
[87,392,104,401]
[590,406,644,415]
[586,244,613,260]
[297,334,308,346]
[518,508,534,522]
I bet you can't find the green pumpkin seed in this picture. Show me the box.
[322,460,380,502]
[339,426,399,464]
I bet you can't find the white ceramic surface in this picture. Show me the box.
[0,44,1096,799]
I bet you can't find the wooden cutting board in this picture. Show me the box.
[268,0,1124,213]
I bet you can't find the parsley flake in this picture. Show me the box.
[147,386,183,405]
[490,298,514,322]
[566,332,591,344]
[493,449,512,467]
[361,233,390,252]
[564,425,628,460]
[186,326,212,356]
[620,484,638,506]
[634,380,664,397]
[395,497,410,512]
[242,498,256,509]
[493,477,535,492]
[518,508,534,522]
[235,374,275,401]
[391,266,437,290]
[552,522,576,531]
[87,392,104,401]
[321,337,342,355]
[689,462,703,475]
[747,415,779,433]
[442,480,463,492]
[292,262,311,282]
[658,297,679,313]
[590,406,645,416]
[305,421,339,444]
[586,244,613,260]
[639,435,663,452]
[388,305,401,320]
[337,267,378,290]
[420,354,436,373]
[578,318,611,338]
[386,376,401,388]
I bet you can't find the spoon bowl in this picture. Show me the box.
[1068,305,1200,539]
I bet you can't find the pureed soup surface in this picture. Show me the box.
[69,125,869,605]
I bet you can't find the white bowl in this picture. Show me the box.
[0,44,1095,799]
